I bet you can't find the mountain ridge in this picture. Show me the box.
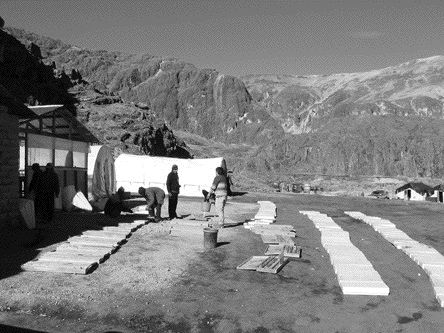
[2,24,444,184]
[242,55,444,134]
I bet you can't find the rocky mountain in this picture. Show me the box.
[0,26,75,107]
[2,24,444,183]
[5,27,259,143]
[242,56,444,134]
[240,58,444,179]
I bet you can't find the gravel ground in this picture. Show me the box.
[1,193,443,332]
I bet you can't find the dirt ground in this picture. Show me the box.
[0,193,444,333]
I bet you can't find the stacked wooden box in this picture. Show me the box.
[238,202,301,273]
[300,210,389,296]
[345,211,444,306]
[244,201,277,228]
[21,220,147,274]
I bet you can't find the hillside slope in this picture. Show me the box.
[243,56,444,134]
[3,25,444,183]
[5,27,267,143]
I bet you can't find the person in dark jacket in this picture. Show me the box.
[104,187,133,218]
[40,163,60,223]
[166,164,181,219]
[138,186,165,221]
[29,163,42,196]
[29,163,43,220]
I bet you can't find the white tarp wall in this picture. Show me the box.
[88,145,103,177]
[114,154,226,197]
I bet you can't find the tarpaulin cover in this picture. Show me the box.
[91,145,116,200]
[28,133,89,152]
[114,154,226,197]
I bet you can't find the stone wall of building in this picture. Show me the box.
[0,106,19,228]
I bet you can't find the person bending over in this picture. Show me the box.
[104,187,133,218]
[138,186,165,222]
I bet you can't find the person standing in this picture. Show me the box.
[209,167,228,228]
[166,164,180,219]
[28,163,43,220]
[40,163,60,223]
[138,187,165,222]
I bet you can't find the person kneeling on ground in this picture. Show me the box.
[209,167,228,228]
[138,186,165,222]
[104,187,133,218]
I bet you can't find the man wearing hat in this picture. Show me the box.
[166,164,181,219]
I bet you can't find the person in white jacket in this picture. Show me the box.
[208,167,228,228]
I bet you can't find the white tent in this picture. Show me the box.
[114,154,226,197]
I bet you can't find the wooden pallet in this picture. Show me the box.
[67,235,126,247]
[256,254,288,274]
[80,232,129,242]
[56,243,118,255]
[236,256,269,270]
[251,228,295,236]
[21,260,98,274]
[264,244,302,258]
[35,254,99,265]
[82,230,132,238]
[39,249,111,263]
[236,255,289,274]
[251,224,293,230]
[20,219,149,274]
[260,234,295,245]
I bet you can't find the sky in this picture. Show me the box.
[2,0,444,76]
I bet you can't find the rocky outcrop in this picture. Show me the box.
[4,25,444,178]
[5,27,255,141]
[0,28,74,105]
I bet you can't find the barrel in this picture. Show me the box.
[203,227,218,249]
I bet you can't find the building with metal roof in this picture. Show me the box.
[19,104,100,211]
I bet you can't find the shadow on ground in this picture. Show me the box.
[0,198,151,281]
[0,323,48,332]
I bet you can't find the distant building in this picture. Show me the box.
[0,85,35,228]
[19,105,100,210]
[433,184,444,203]
[395,182,434,201]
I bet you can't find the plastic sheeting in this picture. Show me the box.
[72,191,93,211]
[91,146,116,201]
[27,133,89,152]
[114,154,226,197]
[61,185,77,211]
